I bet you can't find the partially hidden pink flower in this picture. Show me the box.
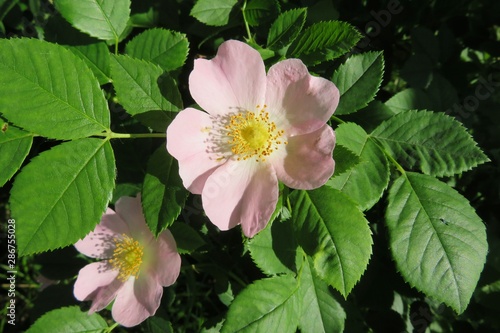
[167,40,339,238]
[73,195,181,327]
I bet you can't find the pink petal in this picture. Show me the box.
[166,107,224,194]
[151,230,182,286]
[114,195,153,244]
[189,40,266,116]
[74,208,129,259]
[73,261,123,313]
[265,59,339,136]
[112,276,163,327]
[202,160,279,237]
[272,125,335,190]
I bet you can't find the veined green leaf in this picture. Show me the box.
[169,222,206,254]
[243,0,279,27]
[332,51,385,115]
[384,88,432,113]
[190,0,237,26]
[371,110,490,176]
[0,38,110,140]
[110,54,183,117]
[298,256,346,333]
[142,146,188,236]
[267,8,307,51]
[26,306,108,333]
[221,275,300,333]
[68,42,111,85]
[327,123,389,210]
[53,0,131,41]
[126,28,189,71]
[11,138,116,256]
[332,145,361,176]
[386,172,488,313]
[287,21,361,66]
[0,122,33,187]
[291,187,372,297]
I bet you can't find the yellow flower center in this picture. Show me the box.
[109,234,144,281]
[224,106,286,162]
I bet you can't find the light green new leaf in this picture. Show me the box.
[142,146,188,236]
[298,256,346,333]
[327,123,389,210]
[126,28,189,71]
[10,139,116,256]
[332,51,385,115]
[243,0,280,27]
[371,110,489,177]
[110,54,183,117]
[26,306,108,333]
[68,42,111,85]
[54,0,131,41]
[0,123,33,187]
[291,187,372,297]
[267,8,307,51]
[287,21,361,66]
[221,275,299,333]
[386,172,488,313]
[0,39,110,140]
[190,0,237,26]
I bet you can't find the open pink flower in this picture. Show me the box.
[167,40,338,237]
[73,195,181,327]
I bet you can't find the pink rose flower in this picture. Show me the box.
[167,40,338,237]
[73,195,181,327]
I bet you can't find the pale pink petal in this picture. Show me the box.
[189,40,266,116]
[73,261,124,313]
[75,208,129,259]
[150,230,182,286]
[202,160,279,237]
[166,107,224,194]
[114,195,153,244]
[112,276,162,327]
[272,125,335,190]
[265,59,339,136]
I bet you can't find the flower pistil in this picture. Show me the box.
[109,234,144,281]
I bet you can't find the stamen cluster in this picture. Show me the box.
[109,234,144,281]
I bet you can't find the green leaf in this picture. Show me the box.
[243,0,279,27]
[0,123,33,187]
[386,172,488,313]
[110,54,183,117]
[126,28,189,71]
[68,42,111,85]
[0,39,110,140]
[384,88,432,113]
[327,123,389,210]
[411,26,440,63]
[142,146,188,236]
[298,256,346,333]
[247,217,300,275]
[221,275,299,333]
[26,306,108,333]
[291,187,372,297]
[11,139,116,256]
[371,110,490,177]
[190,0,237,26]
[287,21,361,66]
[332,145,361,176]
[169,222,206,254]
[53,0,131,41]
[332,51,385,115]
[267,8,307,51]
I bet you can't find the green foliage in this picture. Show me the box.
[10,139,115,256]
[68,42,111,85]
[243,0,280,27]
[386,172,488,313]
[53,0,131,41]
[0,39,110,140]
[190,0,238,26]
[332,51,385,115]
[267,8,307,51]
[25,306,108,333]
[0,122,32,187]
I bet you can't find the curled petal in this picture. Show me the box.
[202,160,279,237]
[272,125,335,189]
[189,40,266,115]
[112,276,162,327]
[166,108,224,194]
[266,59,339,136]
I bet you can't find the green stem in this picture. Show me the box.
[95,131,166,139]
[114,37,119,55]
[241,0,254,43]
[371,137,406,175]
[106,322,119,332]
[330,115,345,124]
